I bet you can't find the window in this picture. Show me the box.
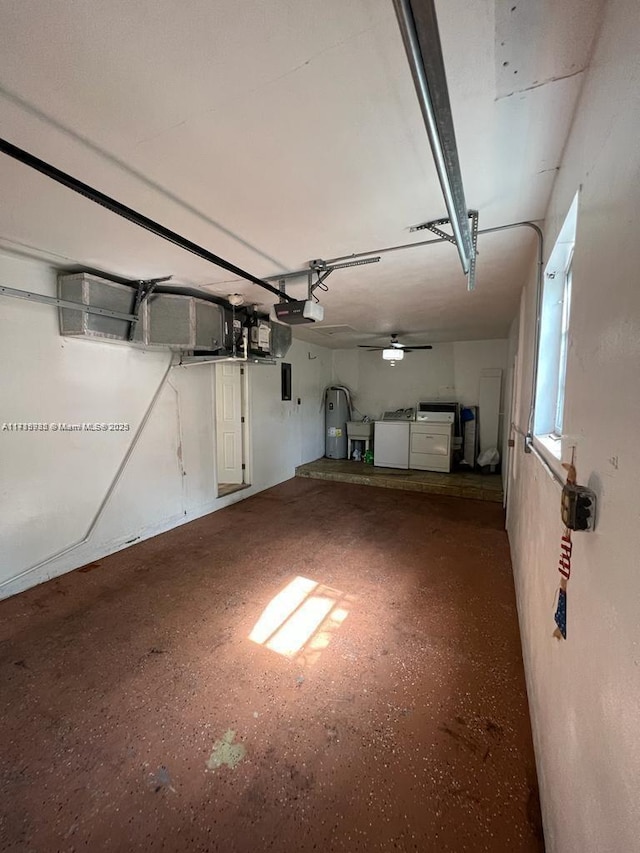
[533,193,578,456]
[554,254,572,435]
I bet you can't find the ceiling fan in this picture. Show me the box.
[358,334,433,358]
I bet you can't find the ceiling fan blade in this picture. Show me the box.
[358,339,432,352]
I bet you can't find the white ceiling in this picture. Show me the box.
[0,0,603,346]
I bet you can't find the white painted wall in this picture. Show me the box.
[331,340,507,451]
[506,1,640,849]
[452,340,508,409]
[0,252,331,598]
[332,340,507,417]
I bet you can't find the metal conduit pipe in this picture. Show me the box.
[520,223,544,445]
[512,423,563,487]
[392,0,474,274]
[0,357,175,591]
[176,356,274,367]
[478,222,544,448]
[323,220,541,265]
[323,219,545,449]
[0,137,295,303]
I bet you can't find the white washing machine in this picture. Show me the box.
[374,410,413,469]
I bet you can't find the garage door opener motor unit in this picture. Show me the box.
[273,299,324,325]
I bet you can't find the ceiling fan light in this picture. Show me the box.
[382,348,404,361]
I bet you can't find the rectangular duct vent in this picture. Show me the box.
[270,321,292,359]
[142,294,225,351]
[58,273,291,360]
[311,324,358,337]
[58,273,136,341]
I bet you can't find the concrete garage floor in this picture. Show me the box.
[0,479,543,852]
[296,458,504,503]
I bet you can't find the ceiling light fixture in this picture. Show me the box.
[227,293,245,306]
[382,348,404,361]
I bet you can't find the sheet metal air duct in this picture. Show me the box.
[57,272,292,359]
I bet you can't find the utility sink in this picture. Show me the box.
[347,421,373,439]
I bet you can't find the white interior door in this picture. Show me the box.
[215,364,243,485]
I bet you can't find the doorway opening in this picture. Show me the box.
[215,363,250,498]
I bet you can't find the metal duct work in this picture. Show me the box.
[58,274,137,341]
[270,321,293,359]
[58,273,292,359]
[141,293,227,351]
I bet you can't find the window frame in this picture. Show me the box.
[553,251,573,436]
[532,192,579,459]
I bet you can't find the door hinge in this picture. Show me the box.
[241,416,245,423]
[240,368,245,375]
[242,463,246,470]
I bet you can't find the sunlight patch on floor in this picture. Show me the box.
[249,575,352,665]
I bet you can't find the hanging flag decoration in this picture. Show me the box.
[554,586,568,639]
[553,457,596,640]
[553,533,571,640]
